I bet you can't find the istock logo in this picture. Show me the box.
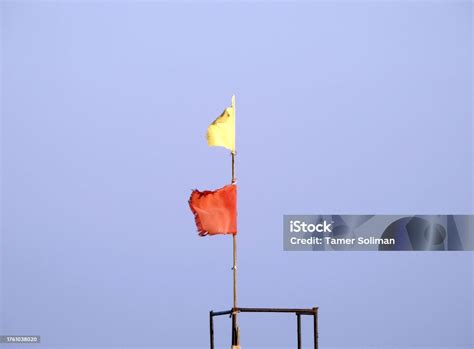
[289,220,333,233]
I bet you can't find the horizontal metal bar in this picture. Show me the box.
[211,307,318,317]
[236,307,317,315]
[210,310,233,317]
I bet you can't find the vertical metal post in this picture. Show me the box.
[230,95,239,348]
[296,314,302,349]
[313,307,318,349]
[231,312,236,346]
[210,311,214,349]
[231,151,235,184]
[232,228,237,312]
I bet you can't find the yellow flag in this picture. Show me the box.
[207,95,235,152]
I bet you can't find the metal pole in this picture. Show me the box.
[313,307,318,349]
[297,314,302,349]
[231,311,236,346]
[231,95,239,348]
[232,151,235,184]
[232,228,237,311]
[232,152,237,313]
[210,311,214,349]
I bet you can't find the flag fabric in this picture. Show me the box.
[207,95,235,152]
[189,184,237,236]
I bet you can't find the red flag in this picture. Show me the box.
[189,184,237,236]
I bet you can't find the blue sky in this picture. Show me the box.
[1,1,472,348]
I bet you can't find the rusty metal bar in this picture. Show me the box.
[313,307,318,349]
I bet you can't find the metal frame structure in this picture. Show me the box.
[209,307,318,349]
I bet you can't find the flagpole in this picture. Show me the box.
[231,95,239,348]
